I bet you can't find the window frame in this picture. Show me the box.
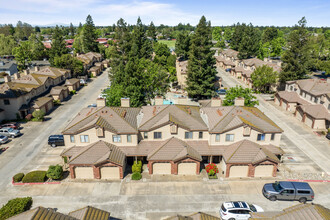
[215,134,220,142]
[199,132,203,139]
[143,132,148,139]
[271,133,275,141]
[257,133,265,141]
[3,99,10,105]
[127,134,132,143]
[154,132,162,139]
[80,135,89,143]
[112,135,121,143]
[225,134,234,142]
[70,135,75,143]
[184,131,193,139]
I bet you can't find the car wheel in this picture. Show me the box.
[299,197,307,203]
[11,135,15,138]
[269,196,277,201]
[228,218,235,220]
[51,143,56,148]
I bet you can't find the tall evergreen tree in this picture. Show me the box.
[280,17,310,82]
[49,25,68,61]
[129,17,152,59]
[175,32,190,60]
[69,23,75,37]
[147,21,157,40]
[82,15,98,52]
[186,16,216,99]
[238,24,261,59]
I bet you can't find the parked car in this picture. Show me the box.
[217,89,227,95]
[262,181,314,203]
[0,122,19,129]
[225,68,231,72]
[48,135,65,147]
[326,132,330,140]
[0,135,9,144]
[220,201,264,220]
[0,127,21,138]
[87,103,97,108]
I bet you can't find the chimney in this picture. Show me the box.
[14,72,20,80]
[211,97,222,107]
[96,98,106,107]
[4,75,11,82]
[121,97,130,107]
[154,96,163,105]
[234,97,245,106]
[34,66,40,72]
[23,69,30,76]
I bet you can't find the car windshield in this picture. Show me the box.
[272,182,283,192]
[249,204,257,212]
[7,128,13,132]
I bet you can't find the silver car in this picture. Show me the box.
[0,127,21,138]
[0,135,9,144]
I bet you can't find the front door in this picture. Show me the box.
[279,189,295,200]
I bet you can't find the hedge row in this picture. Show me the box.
[22,171,47,183]
[0,197,32,219]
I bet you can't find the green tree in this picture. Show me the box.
[81,15,99,52]
[251,65,278,93]
[175,32,190,60]
[0,34,17,56]
[28,34,47,60]
[69,22,75,37]
[12,41,32,70]
[0,197,32,219]
[32,110,46,121]
[223,28,232,42]
[129,17,152,59]
[49,25,68,61]
[223,86,259,106]
[238,24,261,59]
[186,16,216,99]
[212,26,222,41]
[280,17,310,82]
[53,54,84,77]
[147,21,157,40]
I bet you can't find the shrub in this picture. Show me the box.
[13,173,25,183]
[205,163,219,176]
[70,90,76,95]
[46,165,63,180]
[132,160,142,173]
[131,172,142,180]
[32,110,45,121]
[0,197,32,219]
[22,171,47,183]
[53,99,61,105]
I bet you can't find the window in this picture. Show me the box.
[80,135,89,143]
[185,132,193,139]
[257,134,265,141]
[282,190,294,194]
[215,134,220,142]
[143,132,148,139]
[127,134,132,143]
[297,190,311,194]
[70,135,75,143]
[243,127,251,136]
[112,135,121,143]
[199,132,203,139]
[154,132,162,139]
[290,86,293,91]
[271,133,275,140]
[3,99,10,105]
[328,104,330,110]
[314,97,318,103]
[225,134,234,142]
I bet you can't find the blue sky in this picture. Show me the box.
[0,0,329,27]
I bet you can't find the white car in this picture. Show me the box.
[219,201,264,220]
[0,135,9,144]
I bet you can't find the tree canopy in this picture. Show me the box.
[223,86,259,107]
[251,65,278,93]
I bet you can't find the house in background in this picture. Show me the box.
[0,59,18,76]
[274,78,330,130]
[61,97,283,180]
[176,59,188,88]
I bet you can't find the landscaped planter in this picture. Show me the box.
[12,178,61,186]
[208,175,218,180]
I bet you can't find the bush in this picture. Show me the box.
[132,160,142,173]
[32,110,45,121]
[13,173,25,183]
[22,171,47,183]
[131,172,142,180]
[70,90,76,95]
[0,197,32,219]
[53,99,61,105]
[46,165,63,180]
[205,163,219,176]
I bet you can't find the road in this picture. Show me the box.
[0,71,110,189]
[217,67,330,175]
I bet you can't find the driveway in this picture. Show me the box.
[0,71,110,189]
[217,67,330,176]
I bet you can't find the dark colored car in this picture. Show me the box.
[217,89,227,95]
[1,122,19,129]
[326,133,330,140]
[48,135,65,147]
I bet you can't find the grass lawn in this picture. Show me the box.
[158,40,176,50]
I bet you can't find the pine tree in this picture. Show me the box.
[238,24,261,59]
[186,16,217,99]
[69,23,75,37]
[82,15,98,53]
[280,17,310,82]
[175,32,190,60]
[49,25,68,62]
[147,21,157,40]
[129,17,152,59]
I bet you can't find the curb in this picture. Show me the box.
[12,179,61,186]
[287,179,330,183]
